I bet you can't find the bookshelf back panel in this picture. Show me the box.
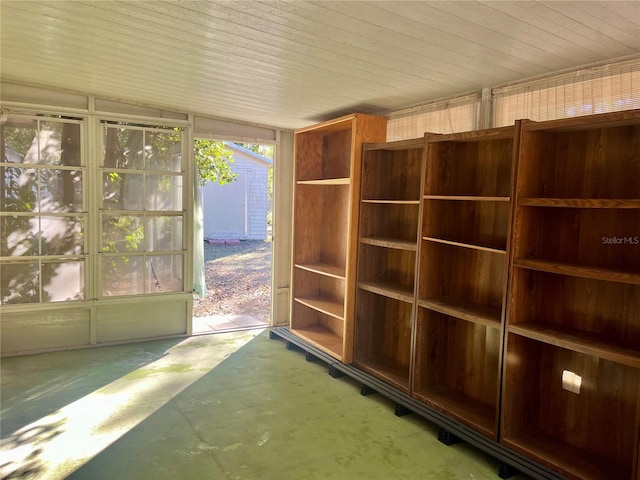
[515,207,640,271]
[414,309,500,408]
[293,184,349,268]
[518,125,640,199]
[293,268,346,304]
[361,203,419,243]
[423,200,510,250]
[510,269,640,345]
[295,128,352,181]
[419,242,506,308]
[359,244,416,290]
[503,334,639,472]
[362,148,423,200]
[355,290,413,370]
[425,139,513,197]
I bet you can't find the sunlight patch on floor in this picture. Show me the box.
[0,330,264,479]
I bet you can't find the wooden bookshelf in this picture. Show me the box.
[413,126,519,440]
[290,114,387,363]
[354,137,425,388]
[502,110,640,480]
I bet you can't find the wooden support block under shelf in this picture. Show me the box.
[513,259,640,285]
[508,322,640,368]
[418,297,502,328]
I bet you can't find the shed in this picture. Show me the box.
[201,142,272,241]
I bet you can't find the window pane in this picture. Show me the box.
[104,127,144,170]
[39,121,81,166]
[40,216,84,255]
[102,215,143,253]
[146,216,182,251]
[147,255,183,293]
[42,261,84,301]
[146,175,182,211]
[0,216,38,256]
[145,131,182,172]
[1,167,37,212]
[2,118,38,163]
[1,261,39,304]
[40,169,83,213]
[102,256,144,296]
[102,172,144,210]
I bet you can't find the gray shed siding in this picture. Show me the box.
[202,144,271,241]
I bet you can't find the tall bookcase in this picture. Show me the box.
[501,111,640,480]
[354,138,425,393]
[412,126,519,440]
[290,114,387,363]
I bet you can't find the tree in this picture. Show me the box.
[194,139,237,187]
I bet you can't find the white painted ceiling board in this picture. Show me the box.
[1,0,638,130]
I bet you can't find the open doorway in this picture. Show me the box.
[192,140,273,334]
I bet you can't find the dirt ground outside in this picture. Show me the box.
[192,240,272,331]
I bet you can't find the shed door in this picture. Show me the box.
[202,173,247,238]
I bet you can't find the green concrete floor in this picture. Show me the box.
[1,329,531,480]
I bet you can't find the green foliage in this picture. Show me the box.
[195,140,237,187]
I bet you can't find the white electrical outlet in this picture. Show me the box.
[562,370,582,394]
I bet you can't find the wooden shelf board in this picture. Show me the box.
[354,357,410,393]
[503,433,628,480]
[297,177,350,185]
[427,125,515,142]
[423,195,510,202]
[290,325,343,360]
[364,138,425,151]
[295,263,346,280]
[294,296,344,319]
[413,385,496,439]
[423,236,506,254]
[419,297,502,328]
[362,199,420,205]
[509,322,640,368]
[359,281,415,303]
[360,236,417,251]
[518,198,640,209]
[514,258,640,285]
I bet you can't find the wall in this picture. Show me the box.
[0,81,293,354]
[202,147,270,241]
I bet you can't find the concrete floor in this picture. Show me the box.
[1,329,529,480]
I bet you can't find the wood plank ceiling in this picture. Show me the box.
[1,1,639,130]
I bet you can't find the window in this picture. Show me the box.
[100,123,186,297]
[386,94,479,141]
[493,59,640,127]
[1,115,86,304]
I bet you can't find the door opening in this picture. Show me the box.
[192,140,273,334]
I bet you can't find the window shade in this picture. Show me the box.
[386,94,479,141]
[493,59,640,127]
